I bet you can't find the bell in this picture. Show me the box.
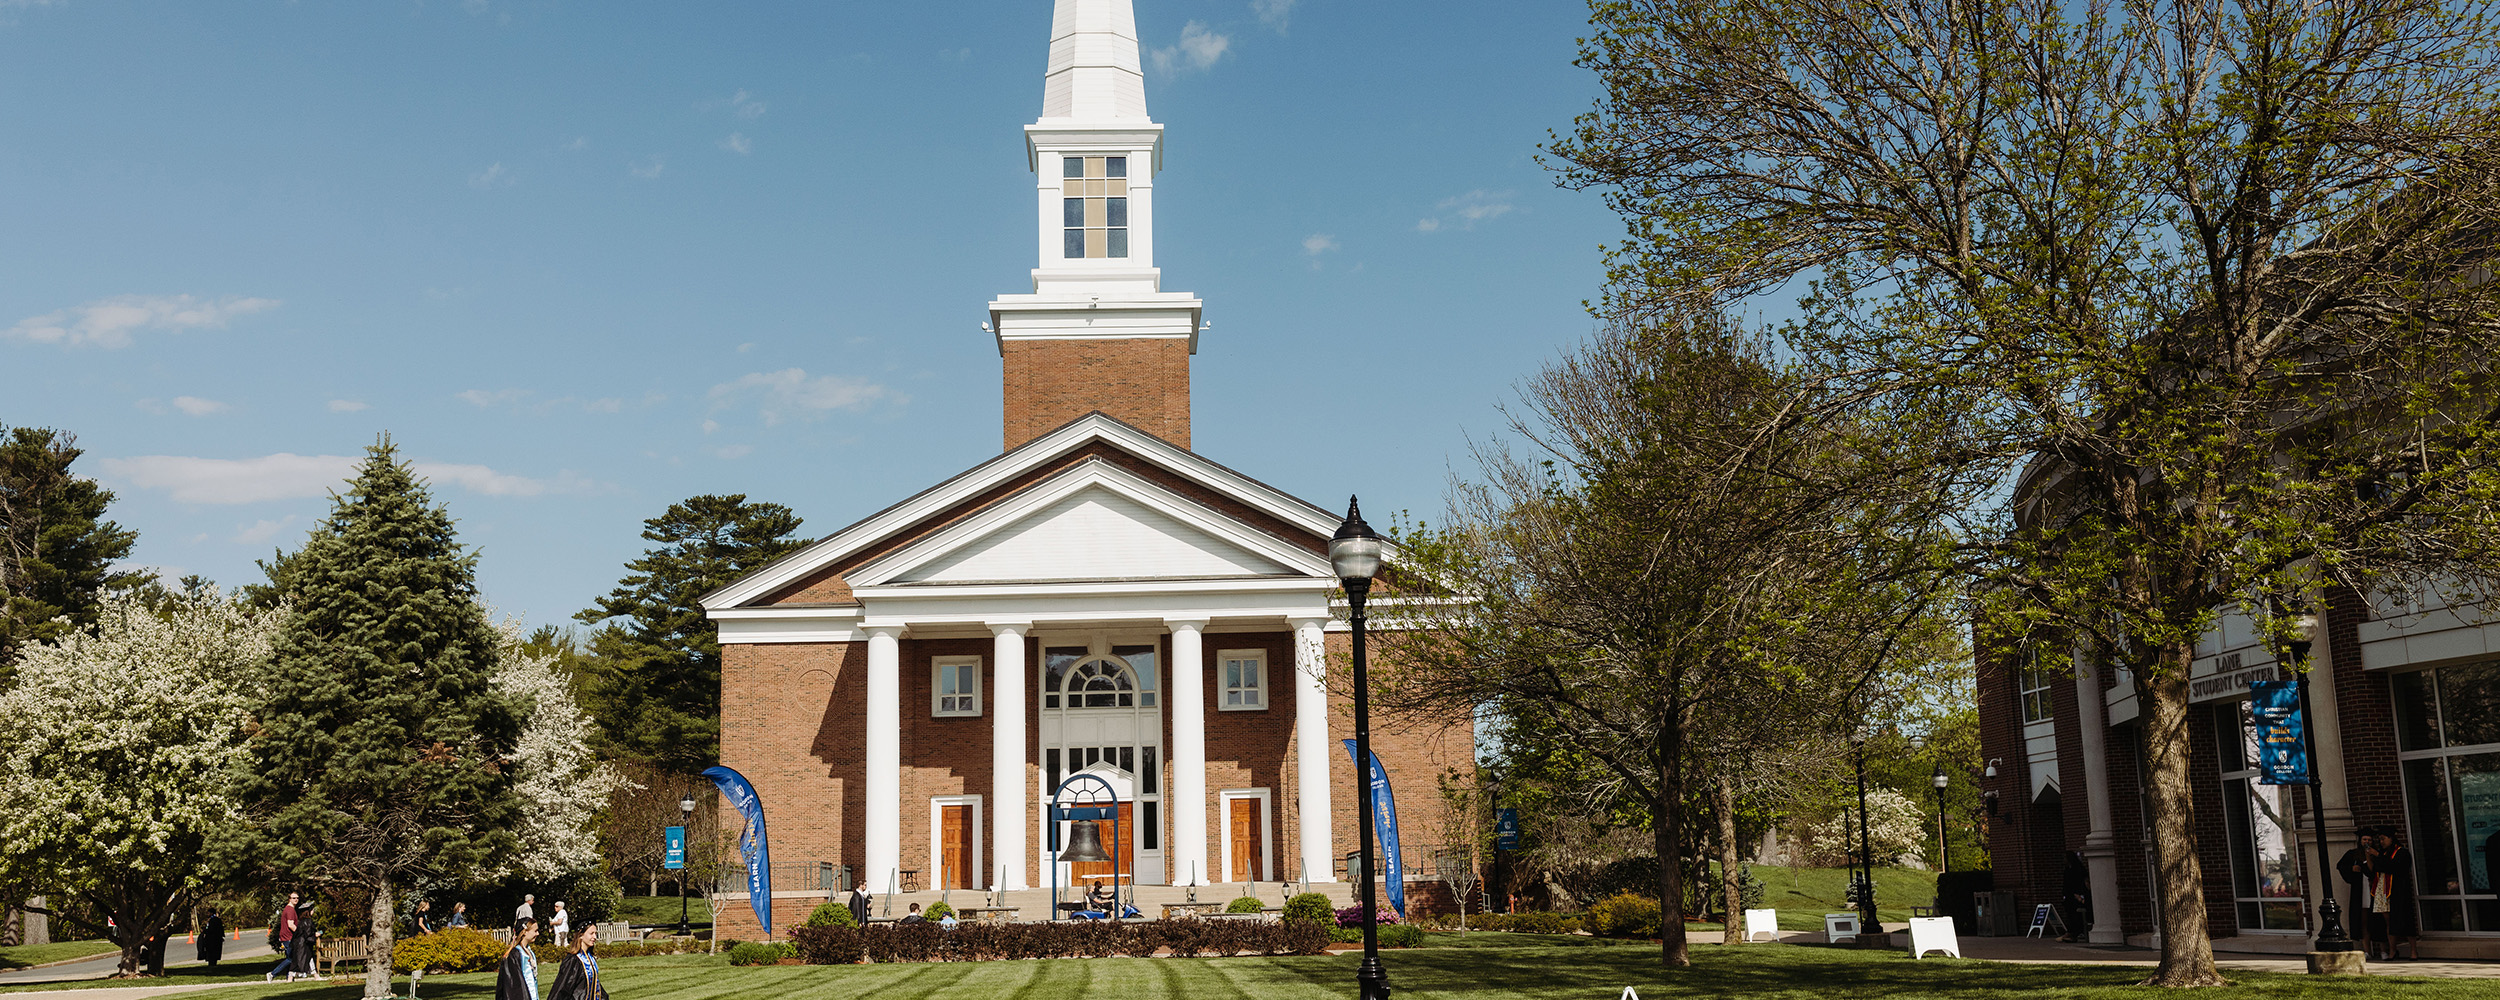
[1061,818,1113,863]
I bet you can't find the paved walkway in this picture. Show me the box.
[1,984,268,1000]
[0,936,275,987]
[1944,936,2500,978]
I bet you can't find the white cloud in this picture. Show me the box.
[564,136,589,151]
[1302,233,1340,255]
[708,368,900,426]
[710,444,754,460]
[5,294,279,349]
[327,399,369,413]
[730,90,766,120]
[938,47,972,62]
[1252,0,1297,31]
[233,514,301,545]
[172,396,228,416]
[629,156,666,179]
[1150,21,1230,75]
[457,388,528,408]
[1418,189,1516,232]
[720,132,752,155]
[101,453,596,504]
[470,162,511,188]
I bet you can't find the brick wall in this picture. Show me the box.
[719,641,865,877]
[1002,339,1191,450]
[898,638,997,889]
[1197,631,1296,882]
[1974,632,2055,911]
[1321,631,1477,887]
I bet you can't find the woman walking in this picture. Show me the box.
[546,925,607,1000]
[196,909,225,971]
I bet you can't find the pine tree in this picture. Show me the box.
[232,438,519,999]
[575,494,805,771]
[0,426,143,679]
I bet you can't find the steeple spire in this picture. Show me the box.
[1042,0,1148,121]
[989,0,1202,452]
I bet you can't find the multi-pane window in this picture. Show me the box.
[2019,651,2055,724]
[933,656,981,717]
[1221,650,1266,711]
[2215,701,2308,931]
[2391,660,2500,932]
[1062,156,1129,259]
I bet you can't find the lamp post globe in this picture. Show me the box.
[1931,764,1949,873]
[1332,497,1391,1000]
[677,793,697,936]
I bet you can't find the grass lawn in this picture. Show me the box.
[161,942,2488,1000]
[612,896,711,929]
[0,939,116,970]
[1654,865,1941,930]
[0,962,276,994]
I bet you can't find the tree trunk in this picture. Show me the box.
[366,876,396,999]
[1716,774,1741,945]
[1652,705,1690,967]
[2140,652,2226,986]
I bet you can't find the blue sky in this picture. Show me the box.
[3,0,1620,630]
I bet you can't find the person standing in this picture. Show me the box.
[547,902,569,943]
[495,919,540,1000]
[2057,851,2091,941]
[197,909,225,970]
[265,892,303,982]
[410,899,436,937]
[2370,828,2421,960]
[846,884,870,926]
[515,895,536,935]
[545,925,606,1000]
[449,902,471,928]
[2336,829,2377,958]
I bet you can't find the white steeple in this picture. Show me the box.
[1042,0,1148,121]
[990,0,1203,450]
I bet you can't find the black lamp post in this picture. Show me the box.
[1932,764,1950,873]
[1852,729,1883,935]
[2289,614,2355,954]
[1332,497,1390,1000]
[677,792,696,936]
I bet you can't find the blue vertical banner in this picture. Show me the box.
[1496,809,1521,851]
[663,826,686,870]
[2249,681,2311,786]
[1343,739,1407,917]
[701,765,774,935]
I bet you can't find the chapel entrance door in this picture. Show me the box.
[1228,797,1265,882]
[1070,801,1135,881]
[941,805,972,889]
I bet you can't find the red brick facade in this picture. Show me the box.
[1001,339,1191,451]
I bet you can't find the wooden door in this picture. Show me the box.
[940,806,971,889]
[1229,798,1264,882]
[1069,802,1133,880]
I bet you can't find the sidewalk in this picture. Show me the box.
[2,985,266,1000]
[1945,935,2500,979]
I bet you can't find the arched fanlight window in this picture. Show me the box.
[1064,657,1137,708]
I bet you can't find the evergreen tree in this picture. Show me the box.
[231,439,519,1000]
[575,494,805,771]
[0,426,143,679]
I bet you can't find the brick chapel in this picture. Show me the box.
[700,0,1475,932]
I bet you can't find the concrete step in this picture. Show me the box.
[849,880,1360,920]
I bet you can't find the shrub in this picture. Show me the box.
[1283,892,1335,927]
[1225,896,1266,914]
[1494,911,1580,934]
[923,902,955,923]
[890,923,942,962]
[726,941,784,966]
[790,926,864,965]
[532,943,569,964]
[1117,923,1162,958]
[1334,903,1400,928]
[1161,918,1212,958]
[859,925,898,963]
[1583,892,1663,938]
[389,928,506,974]
[1378,924,1426,949]
[805,899,858,928]
[1280,920,1333,955]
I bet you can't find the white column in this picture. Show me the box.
[1293,617,1336,882]
[2072,649,2126,945]
[865,625,904,892]
[1168,619,1210,886]
[990,622,1031,891]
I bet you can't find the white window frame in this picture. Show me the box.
[928,795,984,892]
[933,655,983,718]
[1217,787,1273,884]
[1219,649,1267,711]
[2018,652,2054,724]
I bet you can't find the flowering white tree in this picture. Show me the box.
[1803,788,1928,870]
[0,590,284,975]
[488,623,627,882]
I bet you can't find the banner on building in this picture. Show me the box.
[2248,681,2311,786]
[702,765,774,934]
[1343,739,1407,917]
[1496,809,1521,851]
[663,825,686,870]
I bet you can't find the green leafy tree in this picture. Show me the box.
[575,495,805,771]
[0,589,284,975]
[0,426,143,678]
[230,439,521,1000]
[1547,0,2500,982]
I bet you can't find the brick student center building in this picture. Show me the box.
[698,0,1472,934]
[1981,579,2500,958]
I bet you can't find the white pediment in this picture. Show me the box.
[895,485,1290,584]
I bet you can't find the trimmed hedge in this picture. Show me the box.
[805,900,858,928]
[389,929,506,974]
[1282,893,1335,927]
[727,941,796,966]
[786,918,1328,964]
[1224,896,1266,914]
[1583,892,1663,938]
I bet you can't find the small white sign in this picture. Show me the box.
[1908,916,1961,959]
[1743,908,1779,942]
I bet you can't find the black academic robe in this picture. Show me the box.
[494,946,538,1000]
[546,952,606,1000]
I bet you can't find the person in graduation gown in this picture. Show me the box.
[495,919,541,1000]
[546,924,608,1000]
